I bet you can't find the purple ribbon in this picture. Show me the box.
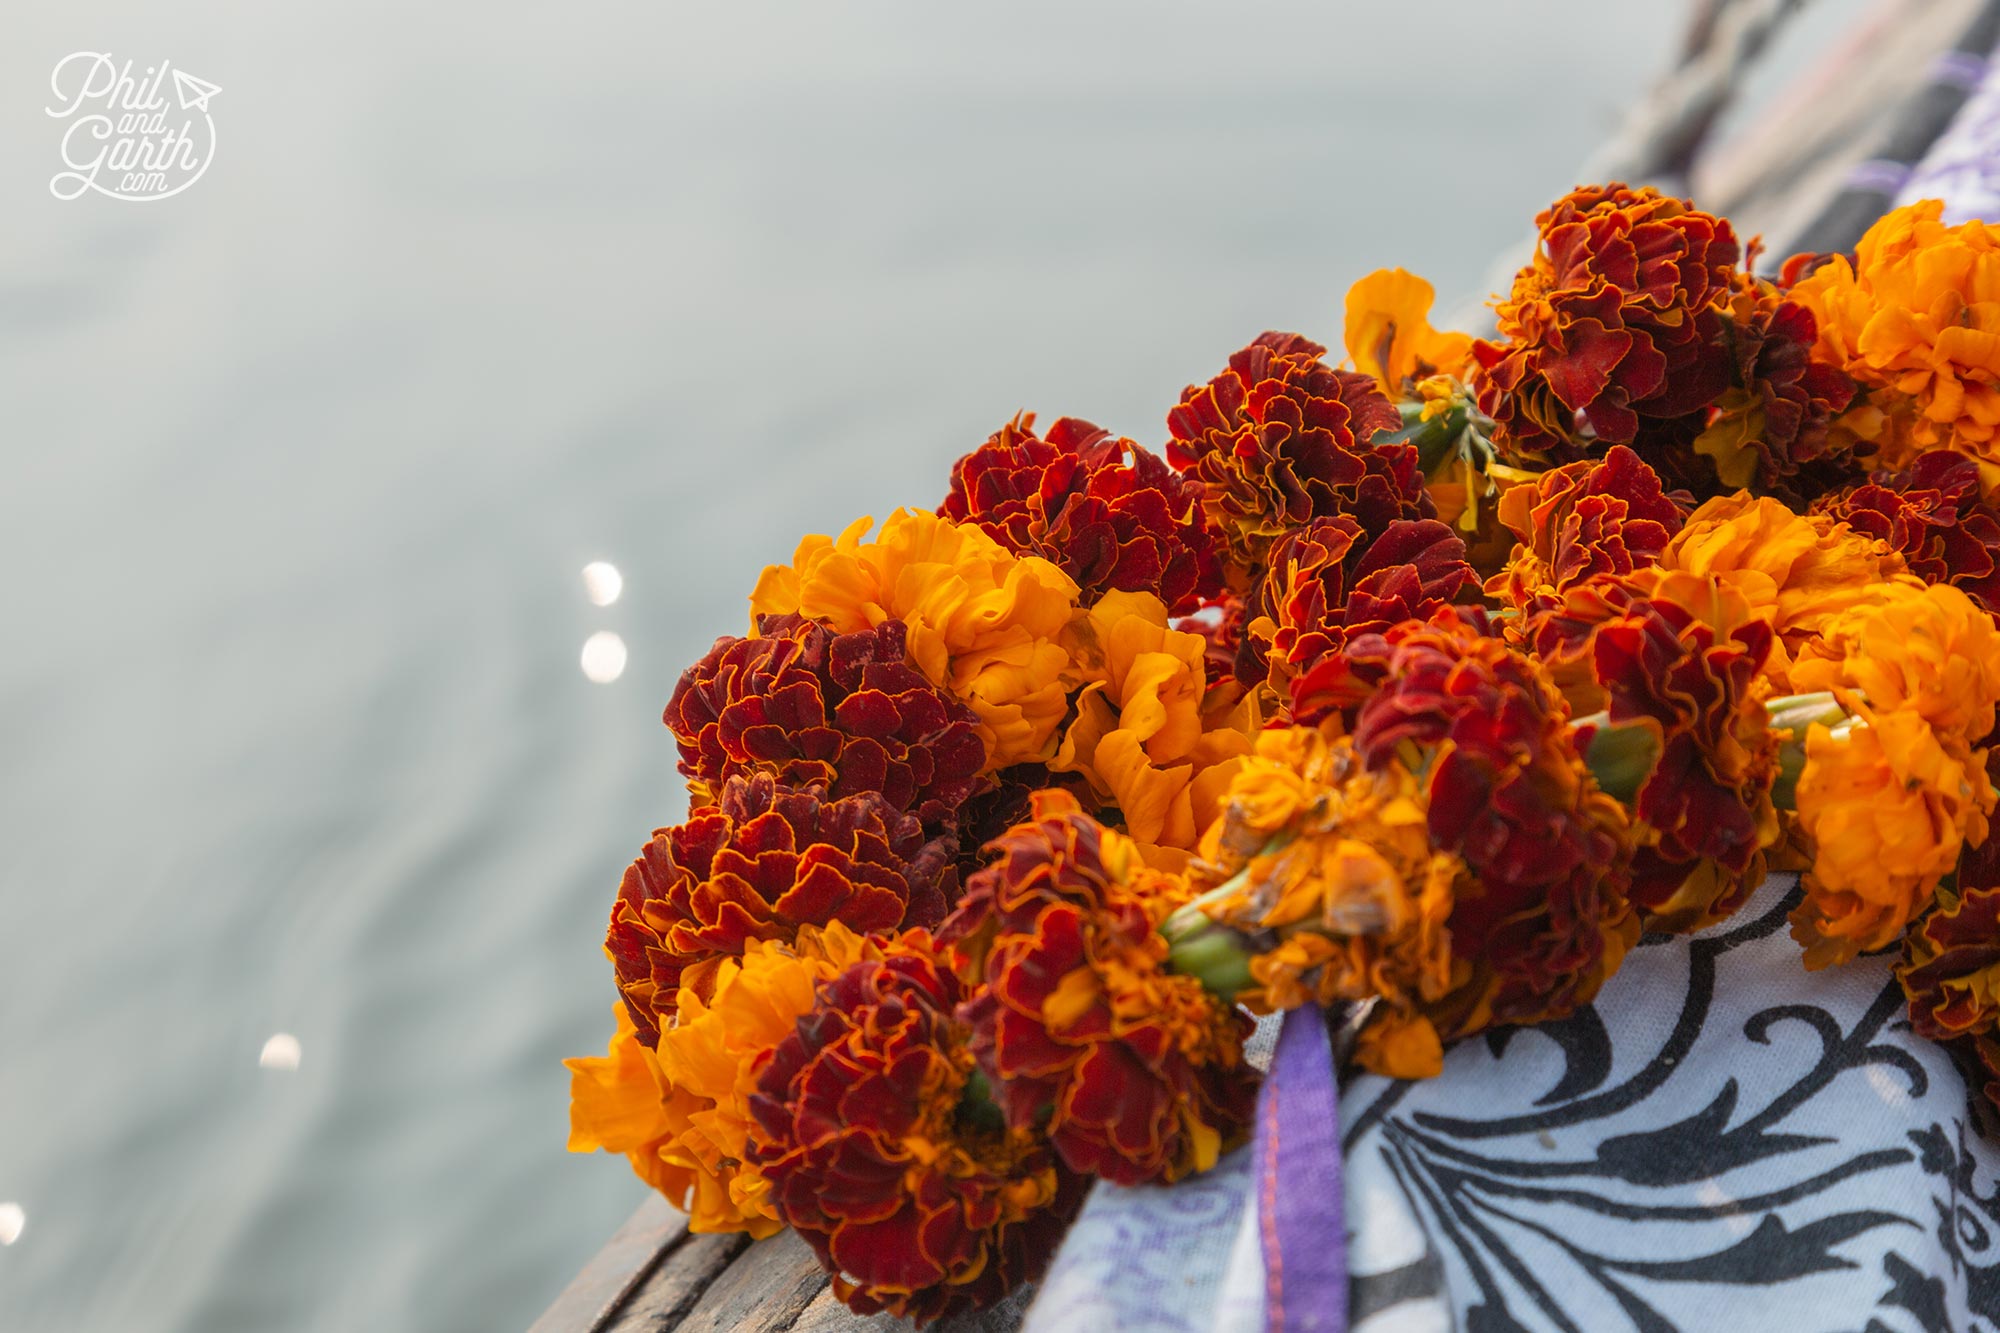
[1252,1006,1346,1333]
[1931,49,1990,91]
[1845,157,1914,196]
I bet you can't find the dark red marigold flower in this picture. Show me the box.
[1897,833,2000,1043]
[1815,450,2000,615]
[949,761,1091,881]
[1239,516,1473,702]
[941,413,1222,616]
[1686,279,1860,501]
[941,791,1255,1187]
[1474,184,1740,461]
[1342,611,1637,1035]
[1166,332,1416,582]
[1487,445,1689,614]
[606,774,954,1041]
[1961,1033,2000,1121]
[666,614,986,829]
[747,939,1086,1325]
[1527,569,1782,931]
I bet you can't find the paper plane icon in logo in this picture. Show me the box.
[171,69,221,113]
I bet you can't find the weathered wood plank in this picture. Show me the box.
[659,1231,1035,1333]
[601,1230,753,1333]
[786,1287,906,1333]
[529,1195,689,1333]
[672,1228,834,1332]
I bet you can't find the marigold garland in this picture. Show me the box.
[565,194,2000,1321]
[566,923,878,1237]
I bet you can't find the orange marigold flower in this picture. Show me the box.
[1239,516,1473,705]
[1786,579,2000,958]
[606,774,954,1036]
[1789,711,1993,968]
[942,791,1254,1186]
[1789,580,2000,742]
[1486,445,1688,614]
[1193,726,1462,1079]
[565,1002,707,1210]
[1689,277,1860,499]
[1814,450,2000,614]
[1474,184,1739,460]
[666,615,986,826]
[566,925,877,1237]
[749,510,1080,770]
[1786,200,2000,475]
[941,414,1222,616]
[1051,591,1254,859]
[1165,332,1415,582]
[1656,490,1916,689]
[1788,581,2000,967]
[1528,569,1781,931]
[748,936,1085,1325]
[1343,267,1474,398]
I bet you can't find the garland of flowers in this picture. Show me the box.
[565,189,2000,1325]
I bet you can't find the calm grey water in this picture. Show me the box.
[0,6,1684,1330]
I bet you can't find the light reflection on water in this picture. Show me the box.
[581,562,623,609]
[579,632,629,685]
[258,1034,303,1073]
[0,4,1680,1331]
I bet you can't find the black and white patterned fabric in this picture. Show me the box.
[1024,874,2000,1333]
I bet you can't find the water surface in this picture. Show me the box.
[0,6,1680,1329]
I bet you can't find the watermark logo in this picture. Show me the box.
[47,53,221,202]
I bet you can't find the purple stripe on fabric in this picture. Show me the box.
[1846,157,1914,195]
[1255,1007,1346,1333]
[1931,49,1989,91]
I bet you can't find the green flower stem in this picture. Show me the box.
[1158,830,1296,1000]
[1164,921,1257,1002]
[1161,875,1250,944]
[1766,692,1860,811]
[1381,403,1472,474]
[1576,713,1661,805]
